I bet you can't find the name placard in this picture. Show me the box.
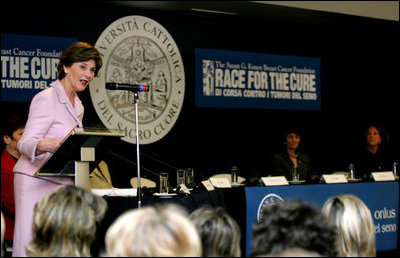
[201,180,215,191]
[209,177,231,188]
[372,172,395,182]
[261,176,289,186]
[322,174,348,184]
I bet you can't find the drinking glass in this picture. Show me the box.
[159,172,169,194]
[291,165,299,181]
[231,166,239,183]
[185,168,195,189]
[176,169,186,188]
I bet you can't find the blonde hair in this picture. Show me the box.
[26,185,107,257]
[322,194,376,257]
[1,211,5,256]
[189,206,241,257]
[105,204,202,257]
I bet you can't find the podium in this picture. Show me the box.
[35,127,124,190]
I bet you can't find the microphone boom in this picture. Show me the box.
[105,82,149,92]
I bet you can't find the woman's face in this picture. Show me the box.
[64,59,96,92]
[286,132,300,150]
[4,127,24,154]
[366,126,382,147]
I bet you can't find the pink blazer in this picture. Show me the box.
[14,80,84,176]
[12,80,84,257]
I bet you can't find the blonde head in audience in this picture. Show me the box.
[189,206,241,257]
[105,204,202,257]
[25,185,107,257]
[322,194,376,257]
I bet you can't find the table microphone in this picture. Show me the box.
[105,82,149,92]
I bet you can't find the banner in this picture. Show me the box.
[1,34,77,102]
[245,182,399,255]
[195,48,321,110]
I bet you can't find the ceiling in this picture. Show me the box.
[110,1,399,22]
[254,1,399,21]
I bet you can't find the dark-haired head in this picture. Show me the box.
[251,199,337,257]
[2,113,26,139]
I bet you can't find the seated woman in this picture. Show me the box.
[353,123,394,180]
[270,127,313,182]
[1,113,26,250]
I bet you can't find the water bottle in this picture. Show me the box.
[393,162,398,179]
[349,163,355,179]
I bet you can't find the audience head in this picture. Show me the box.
[26,185,107,257]
[105,204,202,257]
[264,247,323,257]
[1,211,5,256]
[250,199,337,257]
[189,206,241,257]
[1,113,26,158]
[322,194,376,257]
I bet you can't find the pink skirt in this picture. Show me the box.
[12,172,73,257]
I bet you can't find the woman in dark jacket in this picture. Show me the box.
[271,127,312,182]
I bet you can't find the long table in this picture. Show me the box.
[245,182,399,256]
[92,182,398,256]
[92,187,247,256]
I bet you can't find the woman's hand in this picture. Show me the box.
[36,138,63,155]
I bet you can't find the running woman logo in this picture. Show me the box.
[257,193,285,221]
[90,16,185,144]
[202,60,214,96]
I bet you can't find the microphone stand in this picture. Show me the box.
[133,92,142,208]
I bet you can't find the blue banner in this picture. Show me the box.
[1,34,77,102]
[245,182,399,256]
[195,48,321,110]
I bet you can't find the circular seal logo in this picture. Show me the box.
[257,193,285,221]
[90,15,185,144]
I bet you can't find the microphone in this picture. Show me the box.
[105,82,149,92]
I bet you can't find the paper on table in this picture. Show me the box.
[91,188,137,197]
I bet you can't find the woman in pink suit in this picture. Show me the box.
[12,42,102,257]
